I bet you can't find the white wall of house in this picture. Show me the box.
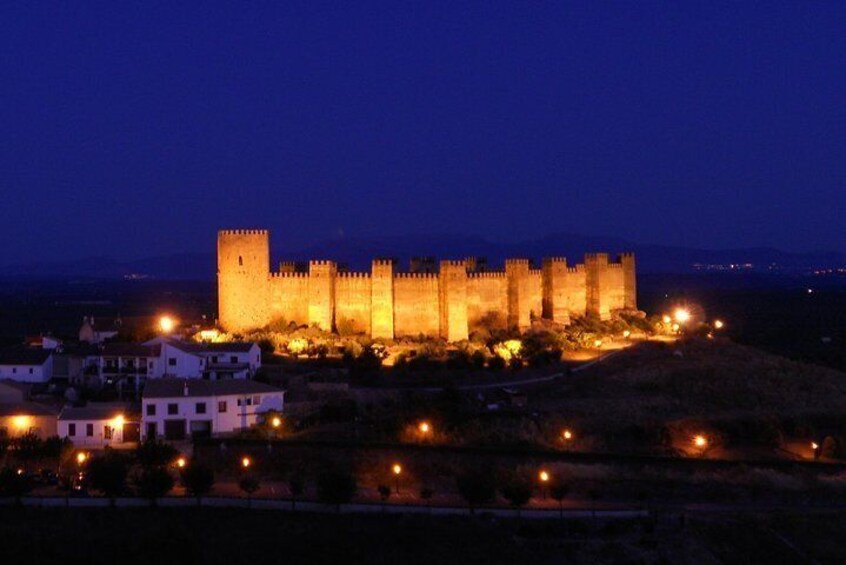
[159,342,206,378]
[0,357,53,383]
[58,419,125,447]
[141,391,284,440]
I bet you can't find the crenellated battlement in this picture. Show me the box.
[395,272,438,279]
[219,229,269,236]
[218,228,636,339]
[336,271,371,279]
[468,271,507,279]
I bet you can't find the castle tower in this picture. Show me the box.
[585,253,611,320]
[308,260,337,331]
[620,253,637,310]
[439,260,469,342]
[542,257,570,325]
[370,259,395,339]
[217,230,271,332]
[505,259,531,330]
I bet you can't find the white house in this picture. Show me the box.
[57,403,140,448]
[141,379,284,441]
[0,348,54,383]
[79,316,120,344]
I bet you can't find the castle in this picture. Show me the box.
[217,230,637,341]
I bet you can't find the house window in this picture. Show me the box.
[253,395,261,405]
[86,423,94,437]
[68,423,76,437]
[218,401,227,413]
[12,368,16,374]
[196,402,206,414]
[168,358,177,366]
[28,368,33,374]
[168,403,178,415]
[146,422,156,438]
[212,356,218,363]
[238,255,243,266]
[104,426,113,440]
[146,404,156,416]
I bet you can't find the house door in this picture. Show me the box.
[123,423,140,443]
[164,419,186,441]
[146,422,157,440]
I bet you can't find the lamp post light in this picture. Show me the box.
[175,457,187,469]
[271,416,282,429]
[392,463,402,494]
[714,320,724,330]
[693,435,708,449]
[241,456,252,470]
[418,421,431,436]
[562,429,573,441]
[76,452,88,466]
[159,315,176,334]
[539,470,550,499]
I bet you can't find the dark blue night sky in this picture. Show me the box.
[1,2,844,263]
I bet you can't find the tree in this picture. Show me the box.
[0,467,32,504]
[456,468,496,514]
[316,467,357,510]
[419,485,434,508]
[12,433,43,471]
[549,482,570,519]
[288,470,305,511]
[87,452,129,504]
[134,466,174,506]
[135,439,178,467]
[180,463,215,505]
[377,484,391,511]
[239,476,260,507]
[501,475,532,518]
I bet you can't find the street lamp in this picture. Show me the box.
[241,456,252,469]
[673,308,691,324]
[418,421,431,434]
[714,320,724,330]
[175,457,187,469]
[159,315,176,334]
[562,429,573,441]
[76,452,88,465]
[693,435,708,448]
[392,463,402,494]
[271,416,282,429]
[539,470,550,499]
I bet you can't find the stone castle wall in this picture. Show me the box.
[218,230,637,340]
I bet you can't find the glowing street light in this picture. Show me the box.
[673,308,691,324]
[622,330,631,339]
[693,435,708,448]
[418,421,431,434]
[271,416,282,428]
[241,456,252,469]
[593,339,603,348]
[714,320,724,330]
[811,442,819,450]
[175,457,187,469]
[539,470,550,499]
[392,463,402,493]
[159,315,176,334]
[662,315,672,324]
[562,429,573,441]
[76,452,88,465]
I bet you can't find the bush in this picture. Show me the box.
[456,468,496,511]
[0,467,32,499]
[135,438,179,467]
[316,467,357,507]
[500,474,533,511]
[180,463,215,500]
[134,466,174,502]
[87,452,129,499]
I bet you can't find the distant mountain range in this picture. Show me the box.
[1,234,843,280]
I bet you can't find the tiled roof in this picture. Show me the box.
[101,343,161,357]
[58,402,138,421]
[143,378,282,399]
[0,402,59,417]
[0,347,52,366]
[166,340,257,354]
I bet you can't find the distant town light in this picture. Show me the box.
[713,320,724,330]
[16,468,24,476]
[392,463,402,476]
[241,456,252,469]
[693,435,708,448]
[159,315,176,333]
[673,308,691,324]
[807,288,814,294]
[539,470,550,482]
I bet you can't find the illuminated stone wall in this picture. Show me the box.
[217,230,637,339]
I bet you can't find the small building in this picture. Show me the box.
[57,403,140,448]
[78,316,121,344]
[0,402,59,439]
[0,348,54,383]
[144,338,262,380]
[141,379,284,442]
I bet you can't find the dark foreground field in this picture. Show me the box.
[1,507,845,564]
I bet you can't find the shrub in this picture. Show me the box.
[134,466,174,502]
[316,467,357,508]
[456,468,496,512]
[135,438,179,467]
[87,452,129,500]
[180,463,215,500]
